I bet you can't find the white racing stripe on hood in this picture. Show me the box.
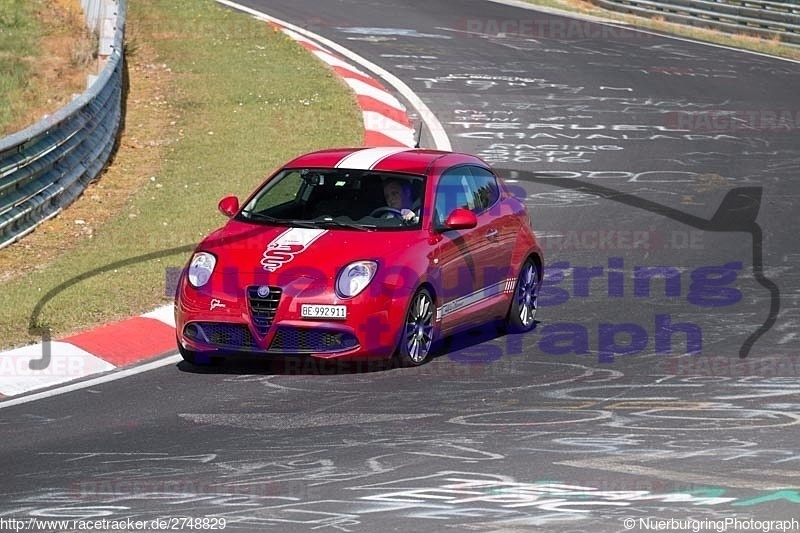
[335,146,413,170]
[273,227,327,247]
[261,228,328,272]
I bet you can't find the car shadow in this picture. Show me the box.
[175,319,538,376]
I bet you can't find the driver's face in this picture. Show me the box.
[384,181,403,209]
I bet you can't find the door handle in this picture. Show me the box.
[485,228,499,240]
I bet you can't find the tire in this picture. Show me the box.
[396,287,436,366]
[506,258,539,333]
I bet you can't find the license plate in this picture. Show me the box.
[301,304,347,319]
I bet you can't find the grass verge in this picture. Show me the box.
[0,0,361,348]
[0,0,97,136]
[0,0,39,133]
[522,0,800,61]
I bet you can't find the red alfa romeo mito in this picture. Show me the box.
[174,147,542,366]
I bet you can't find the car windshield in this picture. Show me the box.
[239,168,425,230]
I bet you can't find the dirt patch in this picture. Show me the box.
[6,0,97,133]
[0,14,177,282]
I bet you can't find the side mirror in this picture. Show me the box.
[218,196,239,218]
[443,208,478,230]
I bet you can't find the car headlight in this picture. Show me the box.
[188,252,216,288]
[336,260,378,298]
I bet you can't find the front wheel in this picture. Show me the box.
[396,287,436,366]
[506,259,539,333]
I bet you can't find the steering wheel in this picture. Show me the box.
[369,206,404,218]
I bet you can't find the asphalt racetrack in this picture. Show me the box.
[1,0,799,530]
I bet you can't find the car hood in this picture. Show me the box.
[200,219,427,284]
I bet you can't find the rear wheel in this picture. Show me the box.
[506,259,539,333]
[396,288,435,366]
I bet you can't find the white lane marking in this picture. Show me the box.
[215,0,453,150]
[0,342,116,397]
[335,146,413,169]
[0,354,182,409]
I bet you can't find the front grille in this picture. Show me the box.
[269,327,359,354]
[247,286,282,335]
[184,322,257,350]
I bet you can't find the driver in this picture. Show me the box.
[382,179,417,221]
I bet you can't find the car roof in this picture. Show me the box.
[282,147,489,176]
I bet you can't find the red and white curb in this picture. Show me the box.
[0,305,176,399]
[279,26,416,148]
[0,4,450,403]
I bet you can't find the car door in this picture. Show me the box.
[430,166,484,332]
[468,165,514,295]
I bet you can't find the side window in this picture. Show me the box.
[434,168,475,226]
[468,166,500,214]
[434,166,500,225]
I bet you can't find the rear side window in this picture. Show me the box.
[468,166,500,213]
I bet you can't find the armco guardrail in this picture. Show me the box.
[0,0,126,249]
[589,0,800,46]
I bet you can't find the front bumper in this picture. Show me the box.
[175,278,407,359]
